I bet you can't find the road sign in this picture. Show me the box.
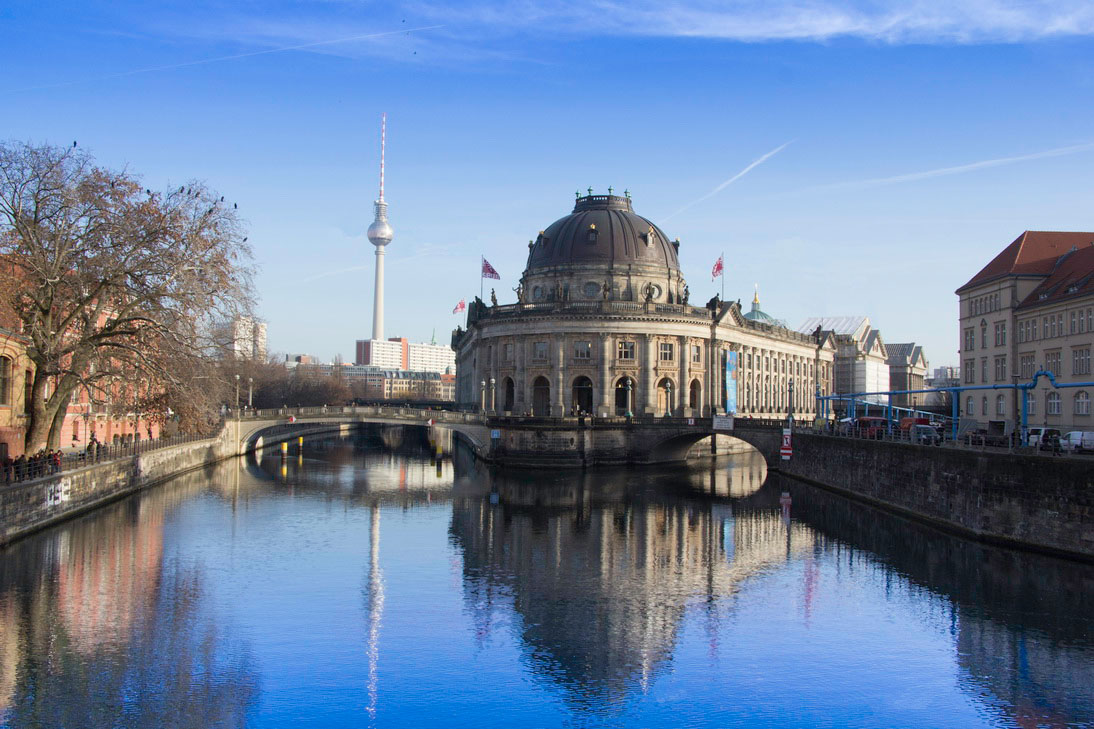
[781,428,792,460]
[713,415,734,431]
[490,429,501,440]
[426,418,434,426]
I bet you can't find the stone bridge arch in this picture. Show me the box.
[641,425,784,465]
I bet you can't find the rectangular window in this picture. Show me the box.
[1058,314,1064,336]
[964,359,974,384]
[617,341,635,360]
[504,343,514,361]
[1071,312,1077,334]
[0,356,10,405]
[994,356,1007,382]
[980,358,988,383]
[690,344,701,363]
[533,341,548,361]
[1026,391,1036,415]
[1074,348,1091,375]
[1045,351,1061,376]
[1019,354,1035,379]
[574,341,591,360]
[659,342,674,361]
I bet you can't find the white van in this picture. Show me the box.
[1060,431,1094,453]
[1027,427,1060,447]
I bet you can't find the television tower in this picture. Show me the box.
[367,113,394,341]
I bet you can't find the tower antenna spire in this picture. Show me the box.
[379,112,386,203]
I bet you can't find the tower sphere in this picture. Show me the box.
[368,201,394,248]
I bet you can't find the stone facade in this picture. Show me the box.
[957,231,1094,432]
[453,193,834,418]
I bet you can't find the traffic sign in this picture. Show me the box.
[780,428,792,460]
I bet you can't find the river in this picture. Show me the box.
[1,432,1092,728]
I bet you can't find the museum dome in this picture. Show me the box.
[743,288,780,325]
[525,193,680,272]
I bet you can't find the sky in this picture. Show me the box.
[4,0,1094,368]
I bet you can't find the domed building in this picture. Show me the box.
[453,192,835,418]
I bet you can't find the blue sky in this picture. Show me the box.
[5,1,1094,367]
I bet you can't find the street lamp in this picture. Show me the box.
[788,377,794,428]
[624,378,633,418]
[248,377,253,410]
[234,374,240,411]
[489,377,496,413]
[665,381,673,417]
[480,380,486,413]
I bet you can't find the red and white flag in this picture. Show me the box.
[452,299,466,314]
[711,255,724,280]
[481,258,501,280]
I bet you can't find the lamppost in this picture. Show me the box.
[248,377,253,410]
[665,381,673,417]
[234,374,240,411]
[625,378,633,418]
[480,380,486,413]
[788,377,794,428]
[489,377,496,414]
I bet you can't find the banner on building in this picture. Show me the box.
[724,351,738,414]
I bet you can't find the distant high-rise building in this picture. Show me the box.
[230,316,267,360]
[356,337,455,375]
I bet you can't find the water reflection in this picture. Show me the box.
[778,475,1094,728]
[448,451,813,712]
[0,470,258,728]
[0,437,1091,728]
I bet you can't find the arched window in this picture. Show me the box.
[571,376,593,415]
[1075,391,1090,416]
[1047,391,1061,415]
[614,376,635,416]
[996,394,1006,416]
[689,379,702,410]
[502,377,514,413]
[531,376,551,416]
[0,356,11,405]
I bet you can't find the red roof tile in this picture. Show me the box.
[956,231,1094,293]
[1016,244,1094,310]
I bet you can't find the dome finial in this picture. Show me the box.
[753,284,760,306]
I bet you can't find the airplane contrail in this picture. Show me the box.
[809,141,1094,192]
[662,140,793,222]
[14,25,445,93]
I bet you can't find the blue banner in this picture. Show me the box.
[725,351,738,414]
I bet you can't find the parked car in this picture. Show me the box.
[911,424,942,445]
[1060,431,1094,453]
[1027,427,1061,448]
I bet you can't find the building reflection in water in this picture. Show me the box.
[0,468,258,728]
[448,449,813,711]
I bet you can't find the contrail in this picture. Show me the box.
[809,141,1094,192]
[14,25,445,93]
[662,140,793,222]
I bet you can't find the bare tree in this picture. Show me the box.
[0,141,254,450]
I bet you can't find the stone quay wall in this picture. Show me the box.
[0,432,233,547]
[778,433,1094,561]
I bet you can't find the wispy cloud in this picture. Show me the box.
[662,141,793,222]
[13,25,444,93]
[806,141,1094,193]
[406,0,1094,44]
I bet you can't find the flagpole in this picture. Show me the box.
[721,250,725,301]
[480,256,484,302]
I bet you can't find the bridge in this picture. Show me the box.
[229,406,787,467]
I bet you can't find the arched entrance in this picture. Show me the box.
[531,376,551,416]
[503,377,514,413]
[571,376,593,415]
[689,379,701,412]
[657,377,675,416]
[614,376,635,416]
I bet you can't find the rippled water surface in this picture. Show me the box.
[1,434,1093,728]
